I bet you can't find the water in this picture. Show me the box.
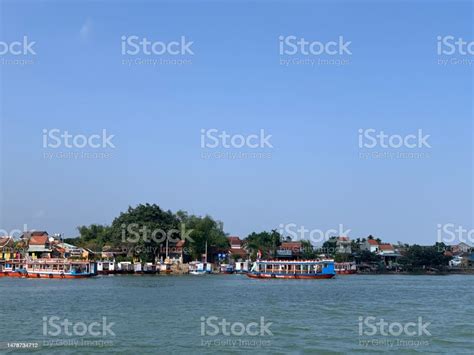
[1,274,473,354]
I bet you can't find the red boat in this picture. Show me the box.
[0,259,96,279]
[335,262,357,274]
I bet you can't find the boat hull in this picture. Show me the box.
[246,272,335,279]
[0,272,92,279]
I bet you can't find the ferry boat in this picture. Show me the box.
[1,259,96,279]
[0,259,26,277]
[246,260,336,279]
[335,261,357,274]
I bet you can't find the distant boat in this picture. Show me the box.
[246,260,336,279]
[219,264,235,274]
[335,262,357,275]
[189,261,212,275]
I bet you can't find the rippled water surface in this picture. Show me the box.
[1,274,473,354]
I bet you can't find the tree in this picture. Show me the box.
[245,230,282,260]
[184,215,229,261]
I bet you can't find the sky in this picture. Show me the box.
[0,0,472,245]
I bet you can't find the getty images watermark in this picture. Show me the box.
[200,128,273,160]
[0,36,36,65]
[358,129,431,160]
[358,316,431,349]
[42,316,115,348]
[121,35,194,66]
[279,35,352,67]
[42,128,115,160]
[436,35,474,66]
[200,316,272,349]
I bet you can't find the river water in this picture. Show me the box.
[1,274,473,354]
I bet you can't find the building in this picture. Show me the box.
[377,243,401,268]
[0,237,15,260]
[160,240,186,263]
[28,234,52,259]
[227,236,249,261]
[451,242,471,255]
[277,241,303,259]
[360,239,379,253]
[336,236,351,254]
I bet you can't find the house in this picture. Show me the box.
[360,239,379,253]
[52,242,84,259]
[227,236,249,261]
[0,237,15,260]
[377,243,401,268]
[277,241,302,259]
[336,236,351,254]
[160,240,186,263]
[28,234,52,259]
[451,242,471,255]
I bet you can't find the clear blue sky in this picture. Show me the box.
[0,0,472,245]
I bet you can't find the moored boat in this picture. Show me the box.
[246,260,336,279]
[0,259,96,279]
[189,261,213,275]
[335,261,357,274]
[219,264,235,274]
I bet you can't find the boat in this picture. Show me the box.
[189,241,213,275]
[335,261,357,274]
[189,261,213,275]
[219,264,234,274]
[0,259,26,277]
[143,263,158,274]
[246,259,336,279]
[96,260,116,275]
[1,259,96,279]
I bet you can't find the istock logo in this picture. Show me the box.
[279,35,352,55]
[0,36,36,55]
[437,223,474,244]
[358,316,431,337]
[43,316,115,337]
[42,129,115,149]
[121,223,194,243]
[200,129,273,149]
[277,223,351,244]
[437,35,474,55]
[200,316,273,337]
[358,129,431,149]
[121,35,194,55]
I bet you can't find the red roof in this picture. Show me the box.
[29,235,49,245]
[175,240,185,247]
[229,248,248,256]
[281,242,302,249]
[337,236,350,241]
[30,231,48,237]
[379,243,394,250]
[228,236,241,245]
[367,239,379,245]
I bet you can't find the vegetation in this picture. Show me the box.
[66,204,228,262]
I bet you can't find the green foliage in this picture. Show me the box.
[322,236,337,257]
[245,230,282,259]
[72,204,228,262]
[399,244,451,271]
